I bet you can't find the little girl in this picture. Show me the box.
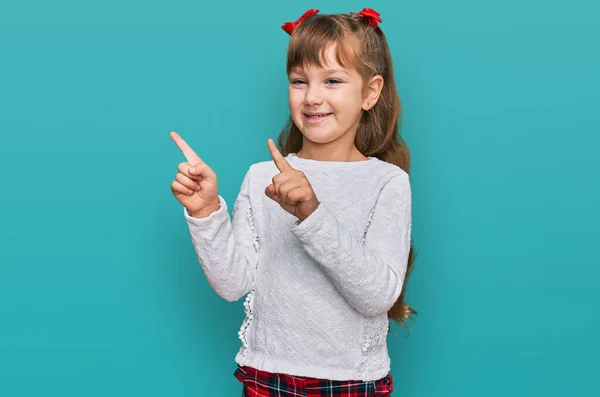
[170,8,416,397]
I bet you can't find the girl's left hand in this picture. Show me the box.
[265,139,320,222]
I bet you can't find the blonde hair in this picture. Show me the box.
[277,12,418,327]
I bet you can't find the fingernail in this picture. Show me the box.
[190,167,195,173]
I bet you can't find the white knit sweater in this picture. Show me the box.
[184,153,412,381]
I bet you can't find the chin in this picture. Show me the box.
[299,128,340,144]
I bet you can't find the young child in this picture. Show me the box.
[170,8,416,397]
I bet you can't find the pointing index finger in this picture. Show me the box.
[268,139,293,172]
[170,131,202,164]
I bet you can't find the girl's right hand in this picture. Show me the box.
[170,131,221,218]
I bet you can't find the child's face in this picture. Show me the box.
[288,46,367,148]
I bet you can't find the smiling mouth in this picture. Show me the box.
[304,113,332,119]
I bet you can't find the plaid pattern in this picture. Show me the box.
[234,365,394,397]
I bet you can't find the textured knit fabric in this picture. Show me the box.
[234,365,394,397]
[184,153,412,381]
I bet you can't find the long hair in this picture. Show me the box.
[277,13,418,327]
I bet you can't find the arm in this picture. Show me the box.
[290,173,412,317]
[184,168,259,302]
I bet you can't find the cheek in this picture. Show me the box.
[288,91,304,126]
[332,89,362,112]
[288,89,303,109]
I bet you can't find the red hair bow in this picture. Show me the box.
[281,9,319,35]
[357,8,382,29]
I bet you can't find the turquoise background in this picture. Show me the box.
[1,0,598,395]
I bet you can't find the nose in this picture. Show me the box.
[303,84,324,106]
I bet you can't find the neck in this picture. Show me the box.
[297,126,367,162]
[296,144,367,162]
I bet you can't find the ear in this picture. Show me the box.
[362,75,384,111]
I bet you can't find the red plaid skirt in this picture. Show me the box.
[234,365,394,397]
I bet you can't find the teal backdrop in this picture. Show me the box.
[1,0,598,396]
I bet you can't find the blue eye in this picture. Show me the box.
[327,79,341,85]
[291,79,306,85]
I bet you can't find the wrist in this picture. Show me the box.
[189,201,221,219]
[297,200,320,223]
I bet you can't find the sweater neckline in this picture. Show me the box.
[286,153,378,167]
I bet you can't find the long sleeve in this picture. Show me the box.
[184,168,259,302]
[290,173,412,317]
